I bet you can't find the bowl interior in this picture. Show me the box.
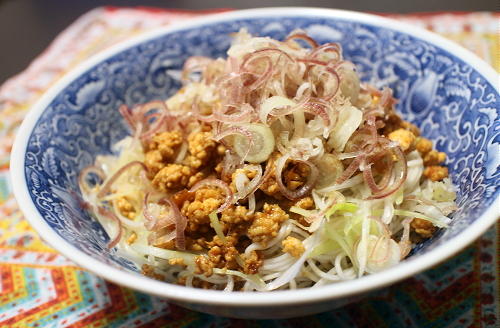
[21,14,499,276]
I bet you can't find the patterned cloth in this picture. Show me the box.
[0,8,498,328]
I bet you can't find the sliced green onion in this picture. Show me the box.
[395,189,404,205]
[311,239,339,257]
[233,123,275,163]
[393,209,449,228]
[325,221,355,263]
[433,184,456,202]
[325,202,358,217]
[291,202,358,225]
[327,104,363,152]
[209,211,226,242]
[342,215,363,236]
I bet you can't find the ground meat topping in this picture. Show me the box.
[152,164,193,192]
[187,171,206,188]
[148,130,183,159]
[388,128,416,152]
[259,153,283,198]
[181,187,224,231]
[382,112,420,137]
[243,250,263,274]
[383,123,447,184]
[171,189,194,208]
[259,153,310,198]
[282,236,305,258]
[415,137,433,155]
[185,236,208,252]
[216,144,226,156]
[190,277,215,289]
[194,234,241,276]
[185,131,217,169]
[114,196,136,220]
[155,239,175,250]
[424,166,449,181]
[209,241,239,269]
[423,150,447,166]
[284,162,309,191]
[195,255,215,277]
[168,258,186,266]
[141,264,164,280]
[410,218,437,238]
[260,176,282,198]
[144,131,183,175]
[248,203,289,246]
[126,232,137,245]
[144,150,165,176]
[294,197,314,210]
[400,121,420,137]
[220,205,254,225]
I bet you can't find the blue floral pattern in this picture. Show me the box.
[24,16,499,272]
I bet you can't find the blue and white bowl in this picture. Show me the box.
[11,8,499,318]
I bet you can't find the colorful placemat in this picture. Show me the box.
[0,8,498,328]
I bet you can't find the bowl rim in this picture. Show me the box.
[10,7,500,307]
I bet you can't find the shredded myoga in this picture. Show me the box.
[79,29,457,291]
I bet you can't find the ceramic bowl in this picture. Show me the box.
[11,8,499,319]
